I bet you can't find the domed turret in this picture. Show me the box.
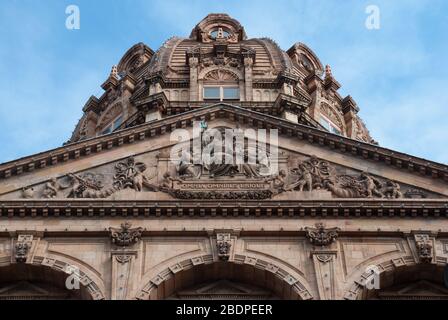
[68,13,374,145]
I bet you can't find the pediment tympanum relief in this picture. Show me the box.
[2,129,442,201]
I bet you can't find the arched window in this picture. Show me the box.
[319,103,344,136]
[98,103,124,136]
[101,114,123,135]
[202,69,240,101]
[319,114,342,135]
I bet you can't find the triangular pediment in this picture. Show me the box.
[170,280,275,300]
[0,104,447,203]
[377,280,448,300]
[0,281,71,300]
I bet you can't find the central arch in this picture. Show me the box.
[136,255,313,300]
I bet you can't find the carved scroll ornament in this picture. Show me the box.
[305,223,340,247]
[109,222,143,247]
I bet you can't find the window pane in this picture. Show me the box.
[319,117,331,131]
[223,87,239,100]
[330,126,342,135]
[102,126,112,135]
[204,87,220,99]
[113,115,123,130]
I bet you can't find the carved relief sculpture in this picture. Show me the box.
[176,150,202,180]
[216,234,232,261]
[22,187,34,199]
[285,164,313,191]
[305,223,340,246]
[64,172,106,198]
[384,181,403,199]
[14,235,33,263]
[113,157,158,191]
[42,178,60,199]
[414,234,433,263]
[15,242,29,263]
[110,222,143,247]
[286,156,333,192]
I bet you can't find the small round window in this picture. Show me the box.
[210,27,231,40]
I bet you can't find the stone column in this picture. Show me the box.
[189,57,199,101]
[305,223,341,300]
[109,222,143,300]
[342,96,359,139]
[111,249,138,300]
[244,57,254,102]
[310,250,338,300]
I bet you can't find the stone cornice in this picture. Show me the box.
[145,72,189,88]
[0,199,447,219]
[0,104,447,183]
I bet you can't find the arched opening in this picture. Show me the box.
[362,264,448,300]
[201,69,241,102]
[0,264,93,300]
[141,261,308,300]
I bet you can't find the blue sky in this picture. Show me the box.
[0,0,447,164]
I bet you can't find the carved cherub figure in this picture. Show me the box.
[286,164,313,192]
[384,180,403,199]
[42,178,60,199]
[160,172,181,189]
[176,149,201,179]
[22,187,34,199]
[66,173,84,198]
[268,169,287,194]
[359,172,384,198]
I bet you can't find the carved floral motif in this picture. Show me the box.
[109,222,143,247]
[203,69,239,81]
[305,223,340,246]
[115,255,133,264]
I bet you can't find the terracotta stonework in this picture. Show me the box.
[0,14,448,300]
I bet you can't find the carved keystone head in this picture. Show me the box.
[414,234,434,264]
[216,233,232,261]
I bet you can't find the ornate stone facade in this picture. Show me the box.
[0,14,448,300]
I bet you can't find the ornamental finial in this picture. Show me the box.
[110,65,119,79]
[325,65,332,79]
